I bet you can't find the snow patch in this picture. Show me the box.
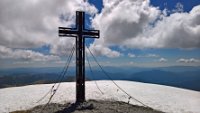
[0,80,199,113]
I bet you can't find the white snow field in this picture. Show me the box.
[0,80,200,113]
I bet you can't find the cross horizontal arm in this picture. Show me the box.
[83,30,99,38]
[59,27,78,37]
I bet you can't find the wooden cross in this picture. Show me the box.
[58,11,99,103]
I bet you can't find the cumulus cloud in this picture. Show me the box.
[128,53,159,58]
[146,54,159,58]
[89,0,160,57]
[0,0,97,54]
[1,0,200,61]
[92,0,160,46]
[146,5,200,49]
[50,37,75,56]
[173,2,184,13]
[138,54,159,58]
[88,44,121,58]
[91,0,200,49]
[159,58,167,62]
[0,45,60,62]
[128,53,136,58]
[0,0,101,66]
[177,58,200,63]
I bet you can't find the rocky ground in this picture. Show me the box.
[11,100,163,113]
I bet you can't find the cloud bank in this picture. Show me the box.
[0,0,199,66]
[90,0,200,57]
[0,0,97,63]
[177,58,200,63]
[0,45,60,62]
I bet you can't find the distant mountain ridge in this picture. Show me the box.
[128,70,200,91]
[0,66,199,91]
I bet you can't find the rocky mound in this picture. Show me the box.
[11,100,163,113]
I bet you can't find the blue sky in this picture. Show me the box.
[89,0,200,12]
[0,0,199,68]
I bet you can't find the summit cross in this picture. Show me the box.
[58,11,100,103]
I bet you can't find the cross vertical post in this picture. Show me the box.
[76,12,85,102]
[58,11,99,103]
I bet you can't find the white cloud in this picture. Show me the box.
[128,53,159,58]
[0,45,60,62]
[128,53,136,58]
[159,58,167,62]
[145,5,200,49]
[177,58,200,63]
[13,61,33,65]
[50,37,75,56]
[173,2,184,13]
[1,0,200,62]
[89,0,160,57]
[88,44,121,58]
[146,54,159,58]
[92,0,160,47]
[138,54,159,58]
[0,0,97,55]
[91,0,200,49]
